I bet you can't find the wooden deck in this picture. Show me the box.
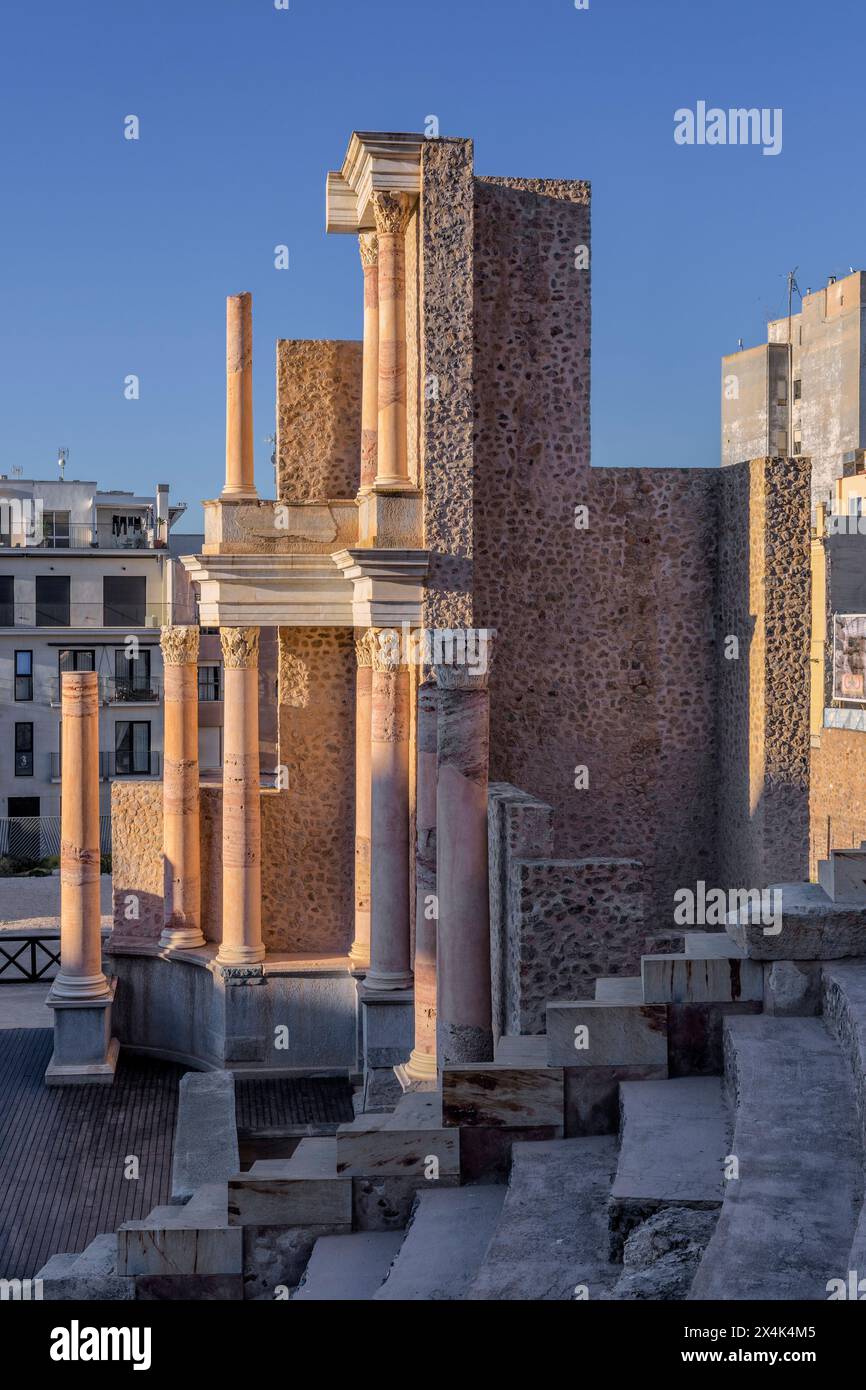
[0,1029,183,1280]
[235,1075,354,1132]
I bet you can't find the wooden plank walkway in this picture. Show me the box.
[0,1029,183,1280]
[235,1075,354,1132]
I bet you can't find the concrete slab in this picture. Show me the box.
[373,1186,506,1301]
[292,1232,404,1300]
[688,1016,860,1301]
[468,1137,619,1301]
[594,977,643,1004]
[546,1001,667,1067]
[171,1070,239,1202]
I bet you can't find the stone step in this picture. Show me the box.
[818,850,866,904]
[36,1252,79,1281]
[641,953,763,1005]
[228,1146,352,1227]
[546,1000,667,1069]
[609,1078,727,1256]
[594,977,643,1004]
[685,932,747,958]
[249,1137,338,1179]
[68,1232,119,1276]
[494,1034,548,1065]
[119,1184,241,1276]
[292,1231,404,1301]
[725,881,866,960]
[688,1015,860,1301]
[373,1186,506,1301]
[821,960,866,1283]
[336,1090,459,1178]
[441,1064,563,1130]
[37,1237,135,1301]
[468,1137,619,1300]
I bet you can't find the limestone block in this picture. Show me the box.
[117,1225,242,1277]
[243,1223,352,1301]
[361,992,414,1068]
[763,960,822,1017]
[441,1065,564,1130]
[564,1065,668,1137]
[727,882,866,959]
[641,954,763,1005]
[546,1002,667,1067]
[171,1071,239,1202]
[228,1171,352,1227]
[352,1174,461,1231]
[335,1125,459,1178]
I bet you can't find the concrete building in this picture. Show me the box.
[722,269,866,505]
[0,476,223,850]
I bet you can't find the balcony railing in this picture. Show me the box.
[0,525,158,551]
[49,752,161,781]
[0,814,111,861]
[48,676,163,706]
[0,602,197,629]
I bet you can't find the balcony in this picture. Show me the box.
[49,752,162,781]
[0,602,197,630]
[0,524,157,551]
[48,677,163,707]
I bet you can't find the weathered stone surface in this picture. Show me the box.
[727,882,866,959]
[666,1000,763,1078]
[374,1187,505,1301]
[604,1208,719,1301]
[352,1174,460,1231]
[335,1125,459,1178]
[171,1072,238,1202]
[228,1172,351,1228]
[135,1274,243,1300]
[276,339,361,502]
[641,953,763,1005]
[564,1064,668,1137]
[292,1232,403,1301]
[118,1226,242,1278]
[547,1001,667,1067]
[441,1065,563,1130]
[243,1223,351,1300]
[763,959,822,1016]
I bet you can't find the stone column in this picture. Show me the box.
[159,625,204,950]
[217,627,264,966]
[402,675,438,1082]
[435,643,495,1065]
[221,291,257,499]
[371,191,413,491]
[45,671,118,1084]
[358,232,379,492]
[365,630,412,990]
[351,630,375,967]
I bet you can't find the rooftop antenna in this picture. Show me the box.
[10,464,22,479]
[785,269,802,462]
[57,446,68,480]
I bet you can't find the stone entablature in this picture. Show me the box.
[326,132,422,235]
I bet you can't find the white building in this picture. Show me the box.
[0,473,223,856]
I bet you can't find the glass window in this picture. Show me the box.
[42,511,71,548]
[198,665,221,701]
[103,576,146,627]
[0,576,14,626]
[59,649,95,673]
[14,722,33,776]
[115,720,151,775]
[36,576,70,626]
[14,650,32,701]
[115,647,151,698]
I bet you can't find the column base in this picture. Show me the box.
[48,970,113,1002]
[45,978,119,1087]
[348,943,370,971]
[394,1049,438,1093]
[160,926,207,952]
[219,485,259,500]
[215,945,266,968]
[362,969,413,992]
[371,477,418,494]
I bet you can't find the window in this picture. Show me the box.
[0,576,13,626]
[115,647,151,699]
[41,511,71,548]
[198,665,221,701]
[15,651,32,701]
[793,431,803,456]
[59,649,95,672]
[115,720,151,775]
[14,723,33,776]
[36,575,70,626]
[103,575,146,627]
[793,378,802,401]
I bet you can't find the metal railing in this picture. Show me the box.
[0,934,61,984]
[0,525,159,551]
[0,815,111,859]
[48,676,163,705]
[48,752,161,780]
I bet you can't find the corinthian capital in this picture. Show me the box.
[160,624,200,667]
[372,190,413,237]
[358,232,379,268]
[220,626,260,669]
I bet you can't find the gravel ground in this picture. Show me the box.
[0,874,112,930]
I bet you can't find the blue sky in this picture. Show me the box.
[0,0,861,527]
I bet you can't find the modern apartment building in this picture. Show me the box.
[721,269,866,505]
[0,474,223,850]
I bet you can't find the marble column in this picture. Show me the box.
[159,624,204,950]
[371,191,413,491]
[403,674,438,1081]
[365,630,412,991]
[217,627,264,966]
[221,291,257,499]
[435,647,495,1065]
[358,232,379,493]
[351,630,375,967]
[45,671,117,1084]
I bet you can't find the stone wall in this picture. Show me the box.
[420,138,475,628]
[488,784,646,1034]
[717,456,811,889]
[809,730,866,880]
[112,781,163,945]
[276,339,362,502]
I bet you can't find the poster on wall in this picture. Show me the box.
[833,614,866,702]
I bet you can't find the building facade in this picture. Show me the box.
[0,476,222,850]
